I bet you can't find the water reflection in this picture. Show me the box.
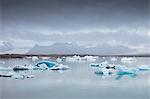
[94,71,137,80]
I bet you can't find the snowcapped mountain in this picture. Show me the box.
[28,42,135,55]
[0,41,29,54]
[0,41,15,52]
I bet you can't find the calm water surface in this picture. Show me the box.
[0,57,150,99]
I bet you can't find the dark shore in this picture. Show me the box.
[0,54,150,58]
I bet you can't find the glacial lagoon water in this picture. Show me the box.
[0,57,150,99]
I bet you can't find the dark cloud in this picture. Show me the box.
[2,0,149,33]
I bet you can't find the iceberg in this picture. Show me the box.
[91,61,116,75]
[36,61,69,70]
[110,57,117,62]
[90,61,115,69]
[36,61,57,68]
[66,55,98,63]
[56,57,63,63]
[138,65,150,71]
[32,56,39,61]
[121,57,136,63]
[91,61,139,78]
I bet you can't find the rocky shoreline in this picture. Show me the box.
[0,54,150,58]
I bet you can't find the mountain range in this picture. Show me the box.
[27,43,135,55]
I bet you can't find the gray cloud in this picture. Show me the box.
[2,0,149,33]
[3,31,150,46]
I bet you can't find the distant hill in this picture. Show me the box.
[27,42,135,55]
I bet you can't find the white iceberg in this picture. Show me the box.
[56,57,63,63]
[121,57,136,63]
[110,57,117,62]
[32,56,39,61]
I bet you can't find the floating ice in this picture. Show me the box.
[13,66,29,71]
[12,74,34,79]
[138,65,150,71]
[0,73,34,79]
[121,57,136,63]
[66,55,98,62]
[0,74,12,77]
[100,67,114,75]
[65,55,83,62]
[83,56,98,62]
[110,57,117,62]
[56,57,63,63]
[91,61,116,75]
[36,61,69,70]
[0,66,12,71]
[91,61,141,79]
[50,64,70,70]
[32,56,39,61]
[36,61,57,68]
[90,61,110,68]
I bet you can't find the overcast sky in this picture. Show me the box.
[0,0,150,54]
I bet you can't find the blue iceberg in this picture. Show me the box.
[36,61,57,68]
[36,61,69,70]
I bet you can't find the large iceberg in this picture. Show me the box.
[90,61,149,79]
[36,61,69,70]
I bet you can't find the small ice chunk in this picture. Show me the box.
[32,56,39,61]
[56,57,63,63]
[110,57,117,62]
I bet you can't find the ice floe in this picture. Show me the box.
[65,55,98,62]
[121,57,136,63]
